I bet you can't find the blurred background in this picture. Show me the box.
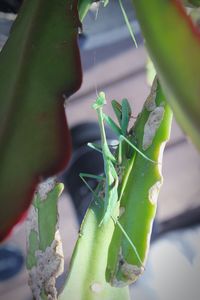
[0,1,200,299]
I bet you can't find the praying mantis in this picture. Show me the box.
[81,91,156,226]
[60,78,172,299]
[91,93,119,226]
[79,78,172,287]
[80,91,157,267]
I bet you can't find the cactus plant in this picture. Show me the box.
[106,78,172,287]
[26,179,64,300]
[59,182,130,300]
[25,79,172,299]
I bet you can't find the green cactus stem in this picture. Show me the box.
[106,77,173,287]
[59,182,129,300]
[26,178,64,300]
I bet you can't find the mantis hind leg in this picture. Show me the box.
[79,172,104,193]
[111,216,144,268]
[119,135,157,164]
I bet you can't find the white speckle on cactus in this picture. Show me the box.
[148,181,162,205]
[37,178,56,201]
[28,230,64,300]
[90,282,103,293]
[145,76,158,112]
[142,106,164,150]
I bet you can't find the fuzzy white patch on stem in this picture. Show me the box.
[112,259,144,287]
[148,181,162,205]
[145,76,158,112]
[37,178,56,201]
[28,230,64,300]
[120,261,144,281]
[143,106,164,150]
[111,250,144,287]
[90,282,103,293]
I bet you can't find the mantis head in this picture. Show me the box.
[92,91,106,110]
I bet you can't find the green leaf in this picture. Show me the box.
[131,0,200,151]
[78,0,95,21]
[0,0,82,240]
[111,100,123,126]
[121,98,132,135]
[119,0,138,48]
[103,113,122,137]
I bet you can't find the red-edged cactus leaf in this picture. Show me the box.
[0,0,82,241]
[131,0,200,151]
